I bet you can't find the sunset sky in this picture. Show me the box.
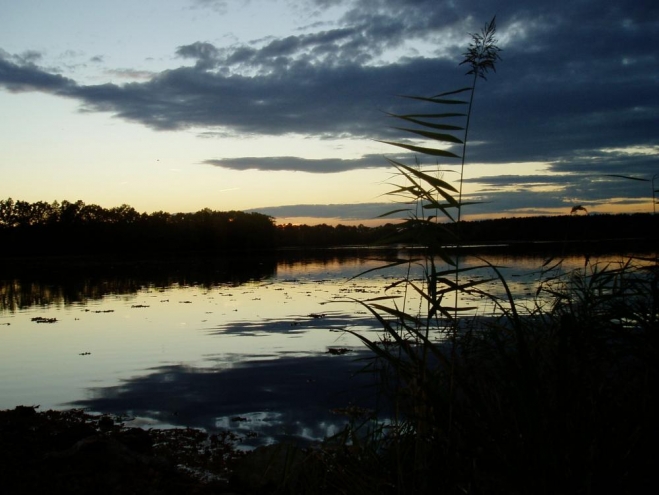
[1,0,657,225]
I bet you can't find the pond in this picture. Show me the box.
[0,248,644,446]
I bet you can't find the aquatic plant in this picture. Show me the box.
[327,17,504,493]
[330,17,659,495]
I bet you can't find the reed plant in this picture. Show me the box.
[322,17,659,495]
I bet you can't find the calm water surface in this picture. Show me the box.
[0,249,640,445]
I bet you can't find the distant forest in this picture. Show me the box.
[0,198,657,256]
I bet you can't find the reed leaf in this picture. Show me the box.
[368,303,424,328]
[377,207,413,218]
[433,87,473,97]
[474,256,520,325]
[434,277,497,295]
[418,198,458,221]
[436,305,479,312]
[392,127,464,144]
[395,163,460,193]
[342,327,415,375]
[421,201,483,211]
[344,299,424,366]
[378,140,461,158]
[386,113,464,131]
[431,264,492,278]
[399,95,469,105]
[435,249,458,267]
[399,112,467,118]
[405,280,454,320]
[348,259,420,281]
[605,174,650,182]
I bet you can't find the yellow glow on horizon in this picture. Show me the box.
[461,200,655,222]
[274,216,403,227]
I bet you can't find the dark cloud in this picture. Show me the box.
[247,198,561,222]
[104,68,157,80]
[204,153,390,172]
[460,170,656,216]
[248,202,406,221]
[175,41,222,69]
[0,53,76,93]
[0,0,657,186]
[461,150,658,205]
[16,50,43,64]
[548,150,658,177]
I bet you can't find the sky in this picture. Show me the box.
[1,0,658,226]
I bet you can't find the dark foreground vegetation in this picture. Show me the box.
[346,257,659,494]
[0,406,337,495]
[1,197,657,256]
[0,406,241,494]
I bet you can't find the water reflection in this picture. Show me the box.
[0,255,278,312]
[0,249,646,446]
[72,351,380,447]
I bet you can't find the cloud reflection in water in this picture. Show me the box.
[72,350,381,447]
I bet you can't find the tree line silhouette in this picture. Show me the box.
[0,198,656,256]
[0,198,275,256]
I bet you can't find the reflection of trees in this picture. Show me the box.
[0,249,403,312]
[275,247,401,271]
[0,256,277,312]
